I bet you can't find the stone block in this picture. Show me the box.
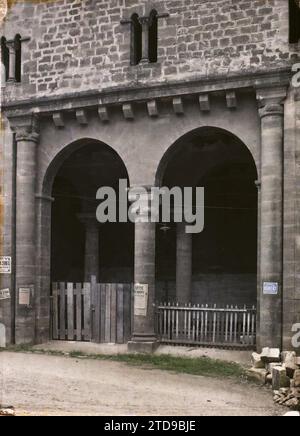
[127,341,159,354]
[261,347,281,364]
[282,351,298,378]
[294,370,300,388]
[272,366,290,390]
[251,352,264,369]
[247,368,267,385]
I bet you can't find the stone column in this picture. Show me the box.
[139,16,150,63]
[78,213,99,282]
[128,187,157,353]
[256,87,287,350]
[13,115,39,344]
[6,39,16,83]
[176,222,192,303]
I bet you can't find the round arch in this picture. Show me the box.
[42,137,131,197]
[155,126,258,187]
[154,126,259,308]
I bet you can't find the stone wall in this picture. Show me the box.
[0,0,299,100]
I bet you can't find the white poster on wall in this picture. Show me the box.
[134,284,149,317]
[0,288,10,300]
[0,257,11,274]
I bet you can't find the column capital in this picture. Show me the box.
[256,86,287,118]
[9,114,40,143]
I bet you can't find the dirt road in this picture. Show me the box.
[0,351,283,416]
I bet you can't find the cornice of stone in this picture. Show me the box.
[1,69,292,120]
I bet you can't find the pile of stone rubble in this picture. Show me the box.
[0,405,15,416]
[248,348,300,410]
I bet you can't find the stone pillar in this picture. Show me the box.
[78,213,99,282]
[139,16,150,63]
[6,39,16,83]
[128,187,157,353]
[13,116,39,344]
[176,222,192,303]
[256,87,287,350]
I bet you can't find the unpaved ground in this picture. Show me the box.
[0,351,284,416]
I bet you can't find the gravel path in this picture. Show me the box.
[0,351,284,416]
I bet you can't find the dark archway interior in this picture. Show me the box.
[51,142,134,283]
[156,128,258,306]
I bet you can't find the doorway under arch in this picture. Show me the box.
[50,140,134,284]
[155,127,258,308]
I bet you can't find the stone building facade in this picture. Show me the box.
[0,0,300,353]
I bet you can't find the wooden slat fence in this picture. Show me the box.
[51,281,132,344]
[156,303,257,349]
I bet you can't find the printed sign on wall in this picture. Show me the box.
[263,282,279,295]
[19,287,33,306]
[134,284,149,317]
[0,288,10,300]
[0,257,11,274]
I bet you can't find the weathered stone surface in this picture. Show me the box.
[251,352,264,369]
[267,362,280,373]
[272,367,290,391]
[1,1,298,101]
[261,348,281,364]
[247,368,267,385]
[282,351,298,378]
[294,370,300,388]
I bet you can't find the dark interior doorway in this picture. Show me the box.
[156,128,258,306]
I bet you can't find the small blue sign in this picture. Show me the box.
[263,282,279,295]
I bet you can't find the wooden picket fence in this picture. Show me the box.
[156,303,257,349]
[51,281,133,344]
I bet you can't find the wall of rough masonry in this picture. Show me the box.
[0,0,299,101]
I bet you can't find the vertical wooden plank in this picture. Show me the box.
[225,306,229,343]
[91,276,100,343]
[116,284,124,344]
[175,303,179,339]
[52,283,59,340]
[100,284,106,343]
[67,283,74,340]
[75,283,82,341]
[204,305,208,342]
[212,304,217,344]
[110,284,117,344]
[105,284,111,343]
[59,282,66,340]
[229,305,233,343]
[83,282,91,341]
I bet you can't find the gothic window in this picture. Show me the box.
[1,36,9,82]
[131,13,142,66]
[148,10,158,63]
[289,0,300,44]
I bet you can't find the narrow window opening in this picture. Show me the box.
[1,36,9,82]
[15,34,22,83]
[149,10,158,63]
[289,0,300,44]
[131,13,142,66]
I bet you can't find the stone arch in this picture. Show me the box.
[155,126,258,187]
[154,126,259,308]
[42,137,131,198]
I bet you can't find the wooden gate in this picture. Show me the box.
[51,280,133,344]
